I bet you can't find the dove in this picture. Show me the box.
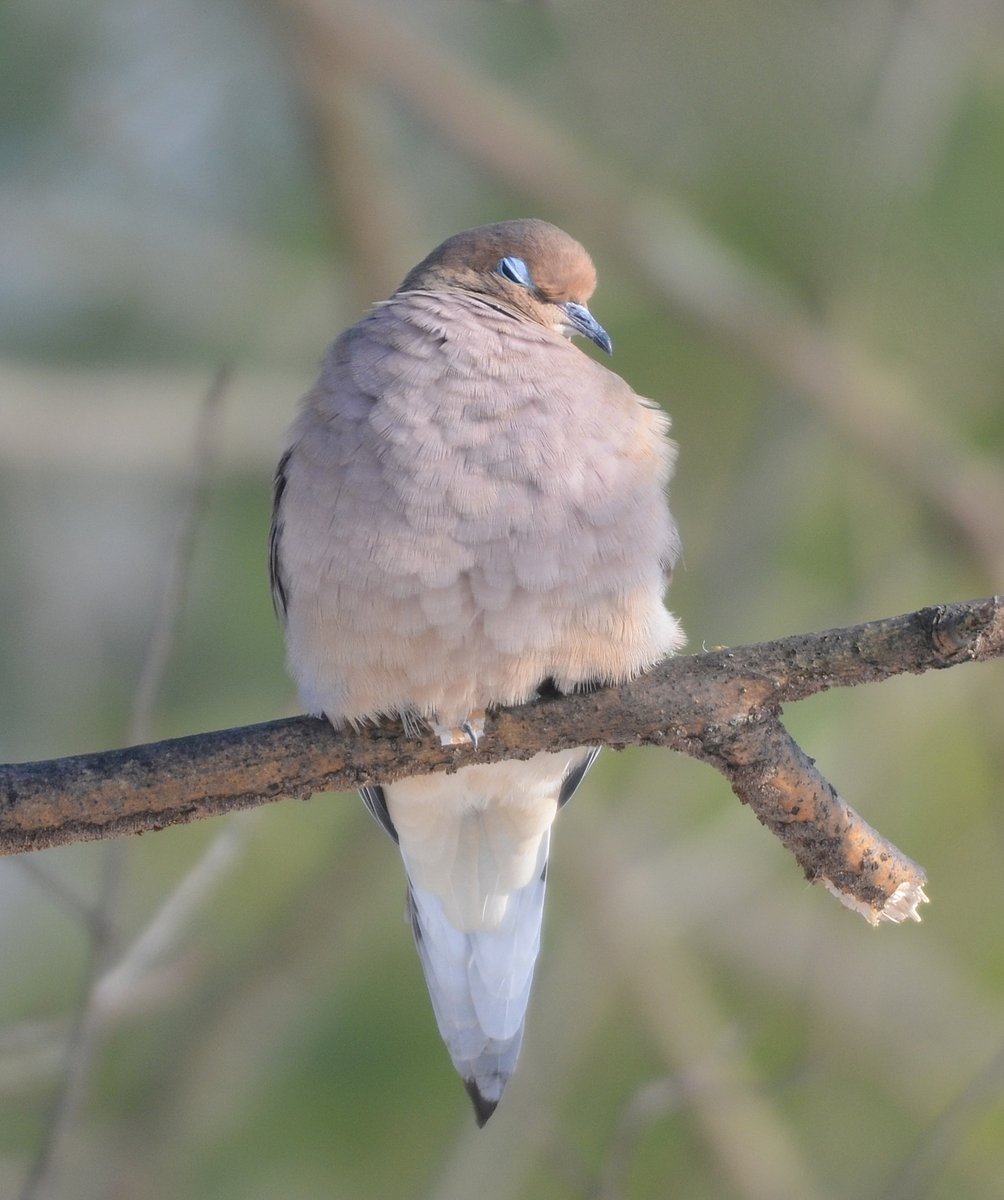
[269,219,684,1124]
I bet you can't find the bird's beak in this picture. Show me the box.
[561,302,613,355]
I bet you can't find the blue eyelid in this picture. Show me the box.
[497,256,534,288]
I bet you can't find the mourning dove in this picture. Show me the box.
[270,219,684,1124]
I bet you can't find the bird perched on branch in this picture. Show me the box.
[269,219,684,1124]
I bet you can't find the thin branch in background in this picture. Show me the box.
[280,0,1004,582]
[861,0,984,190]
[578,834,828,1200]
[290,30,410,309]
[18,367,230,1200]
[126,365,230,749]
[595,1069,726,1200]
[112,821,388,1182]
[0,1019,69,1096]
[18,843,124,1200]
[92,814,250,1020]
[11,859,104,934]
[881,1039,1004,1200]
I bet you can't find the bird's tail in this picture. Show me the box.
[404,829,550,1126]
[376,746,597,1123]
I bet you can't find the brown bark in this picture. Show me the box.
[2,597,1001,923]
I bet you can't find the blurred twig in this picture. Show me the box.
[578,830,828,1200]
[17,855,122,1200]
[0,362,300,474]
[881,1039,1004,1200]
[92,815,250,1021]
[2,597,1002,928]
[17,368,229,1200]
[862,0,992,189]
[594,1070,730,1200]
[126,366,230,747]
[288,26,409,308]
[279,0,1004,582]
[12,859,104,933]
[625,968,821,1200]
[110,820,384,1181]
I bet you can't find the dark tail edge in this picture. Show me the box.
[464,1078,501,1128]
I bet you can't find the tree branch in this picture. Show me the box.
[3,598,1001,924]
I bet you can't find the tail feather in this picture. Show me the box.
[379,746,599,1123]
[465,1080,501,1129]
[468,858,546,1037]
[406,832,550,1118]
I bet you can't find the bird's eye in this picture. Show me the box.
[497,256,534,288]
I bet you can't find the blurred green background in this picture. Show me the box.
[2,1,1003,1197]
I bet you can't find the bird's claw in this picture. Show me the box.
[434,711,486,749]
[461,716,484,749]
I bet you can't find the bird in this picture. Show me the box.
[269,219,684,1125]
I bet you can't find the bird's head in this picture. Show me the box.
[396,219,613,355]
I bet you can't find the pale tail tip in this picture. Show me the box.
[464,1079,500,1127]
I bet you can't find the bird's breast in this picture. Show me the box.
[279,290,682,725]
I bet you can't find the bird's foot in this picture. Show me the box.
[461,713,485,749]
[434,710,486,749]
